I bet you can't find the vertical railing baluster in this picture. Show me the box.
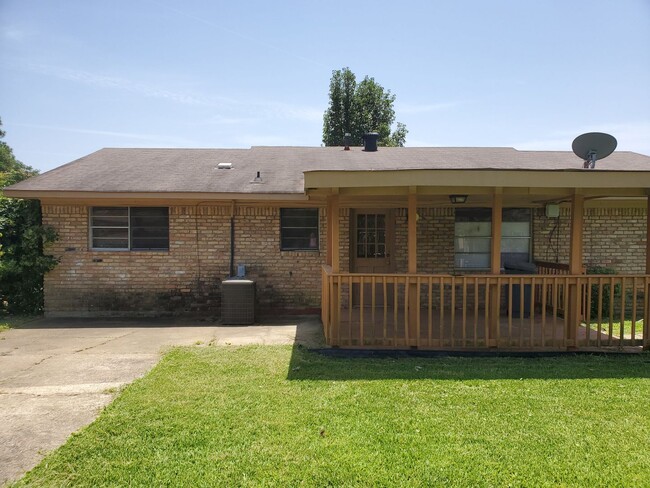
[597,278,603,348]
[632,277,638,346]
[553,277,559,349]
[371,276,376,342]
[428,276,433,347]
[462,277,467,348]
[619,277,626,349]
[563,277,569,348]
[585,277,592,347]
[348,275,353,346]
[450,277,456,348]
[508,277,513,347]
[474,277,479,348]
[608,276,615,347]
[359,276,364,347]
[484,277,490,348]
[416,277,422,348]
[393,277,398,345]
[519,276,525,348]
[541,277,547,348]
[404,277,411,347]
[439,276,445,347]
[530,277,535,347]
[381,275,384,346]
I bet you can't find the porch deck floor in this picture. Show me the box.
[332,307,644,352]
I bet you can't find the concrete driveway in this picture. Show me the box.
[0,316,323,485]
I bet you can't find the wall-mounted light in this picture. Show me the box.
[449,195,468,204]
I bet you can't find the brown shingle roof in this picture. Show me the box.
[6,146,650,195]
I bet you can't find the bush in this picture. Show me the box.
[586,266,620,320]
[0,118,58,314]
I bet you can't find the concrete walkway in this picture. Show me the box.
[0,316,324,485]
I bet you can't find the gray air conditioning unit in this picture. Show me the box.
[221,279,255,325]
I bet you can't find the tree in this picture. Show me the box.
[0,118,58,314]
[322,67,408,147]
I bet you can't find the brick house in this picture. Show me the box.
[5,142,650,351]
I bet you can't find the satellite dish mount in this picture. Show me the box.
[572,132,617,169]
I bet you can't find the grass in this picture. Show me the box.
[0,315,35,333]
[588,319,645,339]
[15,346,650,487]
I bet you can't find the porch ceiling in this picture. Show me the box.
[316,193,646,209]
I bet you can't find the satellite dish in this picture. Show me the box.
[572,132,617,169]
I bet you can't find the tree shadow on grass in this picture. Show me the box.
[287,343,650,381]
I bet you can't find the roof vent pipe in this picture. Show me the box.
[363,132,379,152]
[343,133,351,151]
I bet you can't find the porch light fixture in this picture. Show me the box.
[449,195,468,204]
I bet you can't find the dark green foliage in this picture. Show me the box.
[0,118,58,314]
[586,266,621,320]
[322,67,408,147]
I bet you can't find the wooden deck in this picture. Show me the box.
[321,266,650,352]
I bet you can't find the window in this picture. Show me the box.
[454,208,531,269]
[90,207,169,250]
[356,213,387,258]
[455,208,492,269]
[501,208,532,266]
[280,208,319,250]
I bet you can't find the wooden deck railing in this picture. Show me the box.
[535,261,586,275]
[321,265,650,351]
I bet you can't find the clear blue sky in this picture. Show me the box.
[1,0,649,172]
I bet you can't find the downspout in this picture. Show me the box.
[229,200,236,277]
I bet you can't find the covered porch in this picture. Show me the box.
[308,166,650,352]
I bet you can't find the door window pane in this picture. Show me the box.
[356,213,388,258]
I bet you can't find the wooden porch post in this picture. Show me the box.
[408,189,417,274]
[646,195,650,274]
[329,191,340,346]
[567,191,584,348]
[488,189,502,346]
[408,188,418,345]
[330,190,340,273]
[326,195,333,266]
[643,195,650,351]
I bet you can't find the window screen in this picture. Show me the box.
[280,208,319,250]
[91,207,169,250]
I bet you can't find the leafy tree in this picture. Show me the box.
[322,67,408,147]
[0,118,58,314]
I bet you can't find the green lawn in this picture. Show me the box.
[16,346,650,487]
[0,315,34,332]
[588,320,645,339]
